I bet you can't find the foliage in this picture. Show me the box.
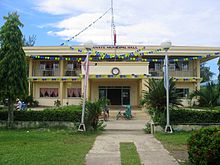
[190,82,220,108]
[120,142,141,165]
[200,63,214,83]
[141,78,182,112]
[23,95,39,107]
[218,57,220,83]
[54,99,61,107]
[148,108,166,127]
[0,12,28,128]
[0,129,98,165]
[85,99,107,131]
[22,34,36,46]
[170,109,220,124]
[187,127,220,165]
[0,105,82,123]
[149,108,220,127]
[144,123,151,134]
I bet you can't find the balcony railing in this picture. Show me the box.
[64,69,81,76]
[149,69,197,77]
[33,69,60,77]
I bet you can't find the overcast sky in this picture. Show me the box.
[0,0,219,79]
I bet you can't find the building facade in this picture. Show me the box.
[24,45,219,107]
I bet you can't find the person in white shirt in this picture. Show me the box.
[16,98,22,110]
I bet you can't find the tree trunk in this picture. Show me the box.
[7,98,14,129]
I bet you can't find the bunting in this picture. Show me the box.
[31,51,219,62]
[29,75,200,81]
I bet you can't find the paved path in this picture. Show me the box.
[86,120,179,165]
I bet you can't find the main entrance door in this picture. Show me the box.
[99,86,130,105]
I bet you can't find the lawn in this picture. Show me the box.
[120,142,141,165]
[154,131,192,164]
[0,129,98,165]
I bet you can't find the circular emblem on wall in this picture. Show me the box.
[112,67,120,75]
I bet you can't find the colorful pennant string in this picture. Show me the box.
[29,75,199,81]
[31,51,219,62]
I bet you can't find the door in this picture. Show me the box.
[122,88,130,105]
[107,89,121,105]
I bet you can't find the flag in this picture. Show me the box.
[114,30,116,46]
[82,52,90,99]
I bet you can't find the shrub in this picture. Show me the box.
[149,108,220,127]
[141,78,182,111]
[188,127,220,165]
[85,100,104,131]
[190,82,220,108]
[170,109,220,124]
[0,105,82,123]
[22,95,39,107]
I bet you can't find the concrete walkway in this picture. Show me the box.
[86,120,179,165]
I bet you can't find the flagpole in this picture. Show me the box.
[161,40,173,133]
[78,41,93,132]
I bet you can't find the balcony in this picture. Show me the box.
[64,69,81,76]
[32,69,60,77]
[149,69,197,77]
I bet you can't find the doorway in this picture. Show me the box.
[99,86,130,105]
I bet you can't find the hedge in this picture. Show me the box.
[170,109,220,124]
[188,127,220,165]
[0,105,82,123]
[149,108,220,127]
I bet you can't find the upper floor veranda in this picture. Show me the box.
[24,45,220,79]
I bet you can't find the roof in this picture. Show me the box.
[23,45,220,62]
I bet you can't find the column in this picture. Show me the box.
[196,60,200,78]
[59,81,63,106]
[60,59,64,77]
[28,81,31,96]
[29,58,33,77]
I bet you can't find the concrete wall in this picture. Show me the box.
[0,120,75,129]
[82,62,149,75]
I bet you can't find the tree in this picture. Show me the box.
[218,57,220,83]
[0,12,28,128]
[141,78,182,111]
[200,63,214,83]
[190,82,219,108]
[22,34,36,46]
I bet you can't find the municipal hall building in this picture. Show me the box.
[24,45,219,107]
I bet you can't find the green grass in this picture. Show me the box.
[154,131,192,164]
[120,142,141,165]
[0,129,98,165]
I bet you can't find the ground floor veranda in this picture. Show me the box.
[30,77,198,107]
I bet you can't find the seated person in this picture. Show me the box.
[16,98,22,110]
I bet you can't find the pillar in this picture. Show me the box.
[60,81,63,106]
[60,59,64,76]
[29,58,33,77]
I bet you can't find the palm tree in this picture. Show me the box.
[190,82,219,108]
[141,78,182,112]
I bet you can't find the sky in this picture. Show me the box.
[0,0,219,79]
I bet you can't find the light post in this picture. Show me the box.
[161,40,173,133]
[78,41,93,132]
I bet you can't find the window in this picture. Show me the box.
[182,61,188,71]
[175,88,189,98]
[39,62,59,70]
[169,62,175,71]
[155,63,161,71]
[40,88,58,97]
[67,88,81,98]
[67,63,74,70]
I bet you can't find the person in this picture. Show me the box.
[103,105,110,121]
[16,98,22,110]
